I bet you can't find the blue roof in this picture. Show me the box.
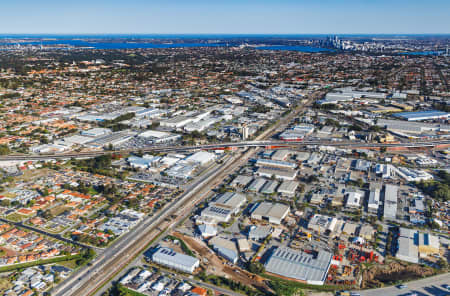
[394,110,448,119]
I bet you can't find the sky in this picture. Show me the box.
[1,0,449,34]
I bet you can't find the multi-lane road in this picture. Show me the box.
[0,139,449,161]
[358,273,450,296]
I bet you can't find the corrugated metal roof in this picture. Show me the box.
[152,247,199,268]
[265,247,332,283]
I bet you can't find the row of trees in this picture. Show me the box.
[415,170,450,202]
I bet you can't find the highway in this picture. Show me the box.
[358,273,450,296]
[0,139,449,161]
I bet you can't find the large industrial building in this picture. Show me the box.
[247,178,267,192]
[383,184,398,220]
[375,119,450,134]
[256,158,297,170]
[256,166,297,181]
[151,247,199,273]
[392,166,434,182]
[318,89,387,105]
[277,180,299,197]
[81,127,112,138]
[200,192,246,223]
[264,247,333,285]
[250,202,290,225]
[209,237,239,263]
[260,180,279,194]
[393,110,449,121]
[184,151,216,165]
[159,116,195,129]
[395,228,440,263]
[279,125,314,141]
[138,130,181,144]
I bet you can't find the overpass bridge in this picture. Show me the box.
[0,139,449,161]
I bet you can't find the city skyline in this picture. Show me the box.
[1,0,450,34]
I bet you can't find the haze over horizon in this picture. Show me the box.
[1,0,450,35]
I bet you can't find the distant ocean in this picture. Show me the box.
[0,34,333,52]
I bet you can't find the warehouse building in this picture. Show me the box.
[248,225,273,241]
[265,247,333,285]
[159,116,194,129]
[165,163,196,179]
[279,130,307,141]
[81,127,112,137]
[230,175,253,188]
[392,166,434,182]
[395,228,439,263]
[127,155,161,169]
[247,178,267,192]
[256,158,297,170]
[151,247,199,273]
[197,224,217,238]
[310,193,325,205]
[277,180,299,197]
[345,191,363,208]
[86,131,136,148]
[358,225,375,241]
[353,159,371,171]
[60,135,93,146]
[201,192,246,223]
[184,117,218,132]
[135,108,166,118]
[367,189,380,213]
[237,238,251,253]
[383,184,398,220]
[138,130,181,144]
[396,234,419,264]
[271,150,292,161]
[209,237,239,263]
[184,151,216,165]
[260,180,279,194]
[256,166,297,181]
[375,164,394,179]
[318,89,387,105]
[308,214,337,234]
[250,202,289,225]
[418,232,440,257]
[393,110,449,121]
[375,119,450,134]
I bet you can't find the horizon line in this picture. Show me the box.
[1,33,450,36]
